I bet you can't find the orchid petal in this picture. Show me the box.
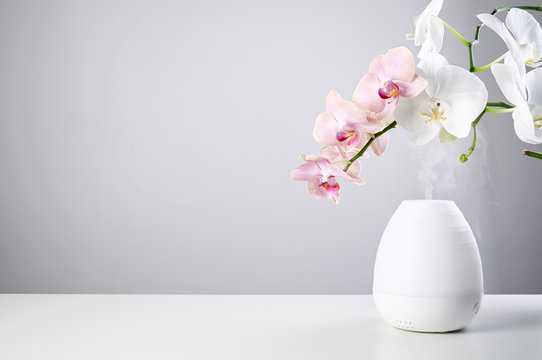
[414,0,444,46]
[346,160,361,177]
[370,131,390,156]
[370,47,415,82]
[373,98,398,121]
[491,63,526,105]
[359,117,386,134]
[426,17,445,55]
[353,73,386,113]
[506,8,542,48]
[437,65,488,138]
[345,173,365,185]
[368,54,386,81]
[526,67,542,105]
[418,38,433,60]
[395,74,427,98]
[371,111,395,127]
[504,55,528,99]
[408,119,441,145]
[418,52,448,79]
[532,105,542,138]
[394,93,431,134]
[307,178,328,199]
[326,90,365,126]
[417,52,448,96]
[313,112,339,145]
[318,146,341,162]
[326,163,364,185]
[290,162,321,181]
[513,102,542,144]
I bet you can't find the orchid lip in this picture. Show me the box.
[421,98,447,124]
[336,129,358,148]
[320,176,340,197]
[378,81,400,100]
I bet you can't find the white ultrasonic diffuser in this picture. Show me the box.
[373,200,483,333]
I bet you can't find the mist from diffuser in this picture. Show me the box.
[373,200,483,332]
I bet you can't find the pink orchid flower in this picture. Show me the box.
[313,90,383,151]
[352,47,427,119]
[290,154,364,204]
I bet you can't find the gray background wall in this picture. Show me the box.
[0,0,540,293]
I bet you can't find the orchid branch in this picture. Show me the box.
[471,51,509,72]
[491,6,542,15]
[460,109,486,163]
[460,100,518,162]
[468,42,476,72]
[343,121,397,172]
[437,17,470,47]
[485,107,515,113]
[486,101,515,109]
[522,149,542,160]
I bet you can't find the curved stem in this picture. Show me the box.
[491,6,542,15]
[468,42,475,72]
[343,121,397,172]
[485,107,515,113]
[487,101,515,109]
[472,51,509,72]
[437,16,470,47]
[460,109,486,162]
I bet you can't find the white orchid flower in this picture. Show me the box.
[491,63,542,144]
[394,53,488,145]
[478,9,542,81]
[412,0,444,59]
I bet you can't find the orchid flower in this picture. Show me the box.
[412,0,445,59]
[394,52,488,145]
[313,90,382,152]
[478,9,542,81]
[491,63,542,144]
[352,47,427,120]
[290,155,364,204]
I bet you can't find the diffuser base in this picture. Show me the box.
[373,290,482,333]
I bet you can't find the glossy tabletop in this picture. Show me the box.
[0,294,541,359]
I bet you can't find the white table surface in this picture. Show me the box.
[0,294,541,359]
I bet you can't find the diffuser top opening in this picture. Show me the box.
[402,199,455,205]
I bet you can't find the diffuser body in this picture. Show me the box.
[373,200,483,332]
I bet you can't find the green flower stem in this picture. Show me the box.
[472,51,509,72]
[487,101,515,108]
[491,6,542,15]
[485,107,515,113]
[460,109,486,162]
[522,149,542,160]
[460,101,518,162]
[437,16,471,47]
[343,121,397,172]
[468,42,475,72]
